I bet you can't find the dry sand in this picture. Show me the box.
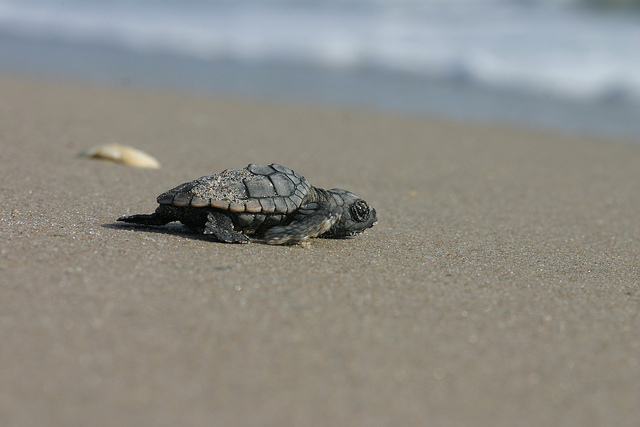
[1,75,639,426]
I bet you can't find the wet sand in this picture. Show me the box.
[1,75,639,426]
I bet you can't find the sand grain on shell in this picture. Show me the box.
[191,168,255,201]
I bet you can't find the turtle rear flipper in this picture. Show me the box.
[264,201,338,245]
[118,213,171,226]
[204,212,250,244]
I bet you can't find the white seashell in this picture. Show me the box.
[80,144,161,169]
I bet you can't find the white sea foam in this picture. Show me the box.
[1,0,639,105]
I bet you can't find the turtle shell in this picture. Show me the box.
[156,163,312,215]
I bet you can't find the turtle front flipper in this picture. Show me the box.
[118,213,172,226]
[204,212,250,244]
[264,201,338,245]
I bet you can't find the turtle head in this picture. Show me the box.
[325,189,377,237]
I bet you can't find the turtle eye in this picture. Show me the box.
[350,200,370,222]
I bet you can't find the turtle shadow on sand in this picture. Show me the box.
[102,223,237,270]
[104,219,372,246]
[103,221,198,238]
[102,222,274,246]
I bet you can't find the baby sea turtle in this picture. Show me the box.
[117,163,377,245]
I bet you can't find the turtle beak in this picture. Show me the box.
[368,208,378,228]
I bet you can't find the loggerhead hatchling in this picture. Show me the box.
[117,163,377,245]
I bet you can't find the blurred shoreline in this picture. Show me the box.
[2,33,639,143]
[2,0,640,142]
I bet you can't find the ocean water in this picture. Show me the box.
[1,0,639,140]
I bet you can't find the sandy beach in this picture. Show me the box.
[1,75,639,426]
